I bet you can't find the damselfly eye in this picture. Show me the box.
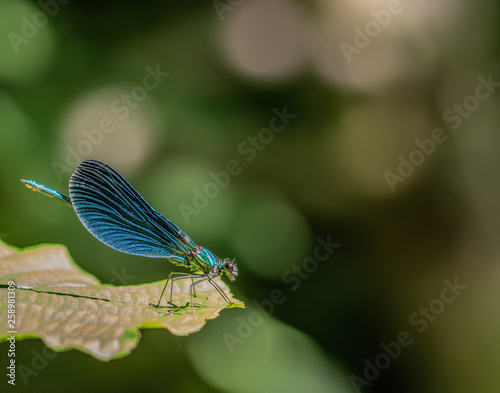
[225,260,238,278]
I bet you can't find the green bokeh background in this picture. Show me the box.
[1,0,500,392]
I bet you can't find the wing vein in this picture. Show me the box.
[69,160,196,260]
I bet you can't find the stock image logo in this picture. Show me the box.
[350,278,468,392]
[178,106,297,224]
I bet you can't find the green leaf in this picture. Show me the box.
[0,240,244,361]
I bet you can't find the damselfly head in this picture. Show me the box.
[223,258,238,281]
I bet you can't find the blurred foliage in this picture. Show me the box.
[1,0,500,392]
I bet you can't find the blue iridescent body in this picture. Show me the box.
[22,180,72,207]
[21,160,238,313]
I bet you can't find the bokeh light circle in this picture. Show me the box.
[232,194,312,279]
[219,0,309,81]
[58,85,162,176]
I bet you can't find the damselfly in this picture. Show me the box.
[21,160,238,314]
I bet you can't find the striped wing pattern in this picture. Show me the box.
[69,160,196,260]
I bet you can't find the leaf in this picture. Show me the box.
[0,240,244,361]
